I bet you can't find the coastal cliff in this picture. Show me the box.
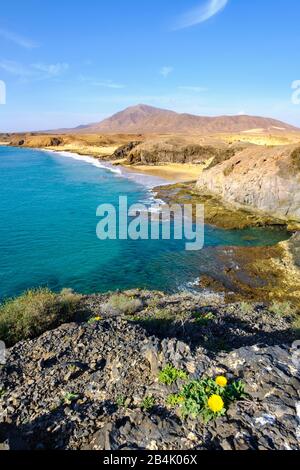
[124,136,238,165]
[196,145,300,227]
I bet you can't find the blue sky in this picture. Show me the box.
[0,0,299,132]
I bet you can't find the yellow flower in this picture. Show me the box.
[215,376,228,388]
[94,316,102,321]
[208,395,224,413]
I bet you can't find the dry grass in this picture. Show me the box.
[0,288,81,346]
[268,301,295,317]
[221,132,300,146]
[291,147,300,171]
[103,294,143,316]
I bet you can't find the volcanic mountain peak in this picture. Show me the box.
[78,104,298,134]
[52,104,299,135]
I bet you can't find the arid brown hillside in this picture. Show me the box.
[72,104,298,135]
[3,133,145,158]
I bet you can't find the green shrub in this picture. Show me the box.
[158,365,188,386]
[166,394,185,407]
[61,392,79,405]
[67,364,77,374]
[166,376,248,423]
[268,301,294,317]
[193,312,215,325]
[239,302,254,315]
[0,288,81,346]
[141,395,156,412]
[104,294,143,316]
[116,395,126,407]
[87,316,102,324]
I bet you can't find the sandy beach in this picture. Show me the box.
[119,163,203,182]
[40,149,205,184]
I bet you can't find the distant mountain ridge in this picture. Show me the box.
[71,104,299,134]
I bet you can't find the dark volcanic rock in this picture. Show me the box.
[0,292,299,450]
[110,141,140,161]
[49,137,63,147]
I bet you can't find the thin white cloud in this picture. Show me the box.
[32,63,69,76]
[0,27,38,49]
[0,60,32,77]
[92,80,125,89]
[0,60,69,80]
[160,66,173,78]
[173,0,228,30]
[178,86,208,92]
[78,76,125,89]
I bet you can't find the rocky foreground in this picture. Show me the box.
[0,291,299,451]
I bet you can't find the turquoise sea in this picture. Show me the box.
[0,146,289,301]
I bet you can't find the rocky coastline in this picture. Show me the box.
[3,132,300,230]
[1,137,300,451]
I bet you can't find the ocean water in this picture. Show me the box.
[0,146,289,301]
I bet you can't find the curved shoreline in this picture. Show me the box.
[40,147,172,190]
[1,145,299,305]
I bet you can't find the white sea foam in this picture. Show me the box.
[44,150,122,175]
[42,149,170,190]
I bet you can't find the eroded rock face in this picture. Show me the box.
[0,292,299,451]
[127,139,236,165]
[49,137,63,147]
[196,145,300,224]
[289,232,300,268]
[110,141,140,161]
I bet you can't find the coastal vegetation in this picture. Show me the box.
[61,392,80,406]
[103,293,143,316]
[268,301,295,317]
[0,288,81,346]
[158,365,188,385]
[166,376,248,423]
[0,287,299,351]
[140,396,156,412]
